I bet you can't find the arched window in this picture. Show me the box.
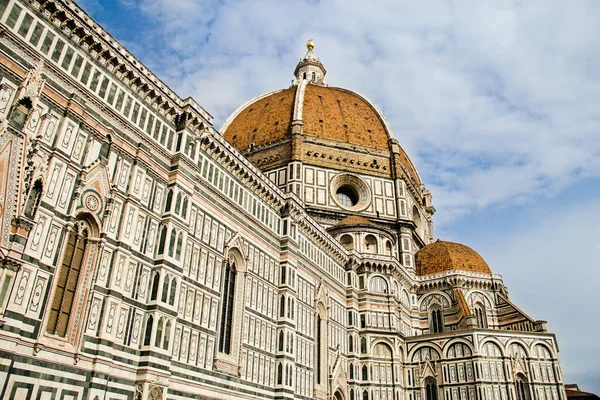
[369,276,388,294]
[161,276,170,303]
[475,303,488,328]
[362,364,368,381]
[349,335,354,352]
[155,317,164,347]
[364,235,377,254]
[316,311,326,385]
[363,390,369,400]
[430,308,444,334]
[361,337,367,353]
[163,320,171,350]
[385,240,392,256]
[164,190,173,213]
[181,197,188,218]
[24,179,43,219]
[280,295,285,318]
[175,232,183,260]
[350,389,354,400]
[174,192,182,214]
[279,331,284,351]
[340,234,354,250]
[168,230,177,257]
[218,259,236,354]
[277,363,283,385]
[424,377,438,400]
[515,374,531,400]
[280,265,286,284]
[312,72,316,82]
[150,272,160,301]
[157,226,167,255]
[349,362,354,379]
[47,218,95,337]
[412,205,422,227]
[168,278,177,306]
[143,315,153,346]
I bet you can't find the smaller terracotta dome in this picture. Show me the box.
[333,215,374,228]
[415,240,492,276]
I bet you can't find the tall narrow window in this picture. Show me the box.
[277,363,283,385]
[218,260,236,354]
[425,378,438,400]
[150,272,160,301]
[47,220,91,337]
[316,317,322,384]
[430,308,444,334]
[24,179,43,219]
[175,233,183,260]
[515,374,530,400]
[475,303,488,329]
[161,275,169,303]
[169,278,177,306]
[163,320,171,350]
[143,315,153,346]
[154,317,164,347]
[181,197,188,218]
[157,226,167,255]
[164,189,173,213]
[168,230,176,257]
[174,193,182,214]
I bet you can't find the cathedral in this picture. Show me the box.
[0,0,567,399]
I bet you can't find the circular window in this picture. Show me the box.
[330,174,371,211]
[336,185,359,207]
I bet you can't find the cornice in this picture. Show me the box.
[24,0,212,126]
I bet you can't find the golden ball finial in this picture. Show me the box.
[307,38,314,51]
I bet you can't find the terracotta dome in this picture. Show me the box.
[220,42,423,186]
[222,85,391,151]
[415,240,492,276]
[333,215,374,228]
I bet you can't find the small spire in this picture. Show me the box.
[293,39,327,86]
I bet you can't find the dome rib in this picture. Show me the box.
[221,87,296,151]
[415,240,492,276]
[222,84,393,151]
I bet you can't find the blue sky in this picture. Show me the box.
[79,0,600,393]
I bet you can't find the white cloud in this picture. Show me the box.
[122,0,600,229]
[84,0,600,392]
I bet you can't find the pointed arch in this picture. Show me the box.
[163,320,171,350]
[155,317,164,347]
[424,377,438,400]
[168,229,176,257]
[143,315,153,346]
[161,275,170,303]
[46,215,99,338]
[150,271,160,301]
[174,192,182,214]
[164,189,173,213]
[168,277,177,305]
